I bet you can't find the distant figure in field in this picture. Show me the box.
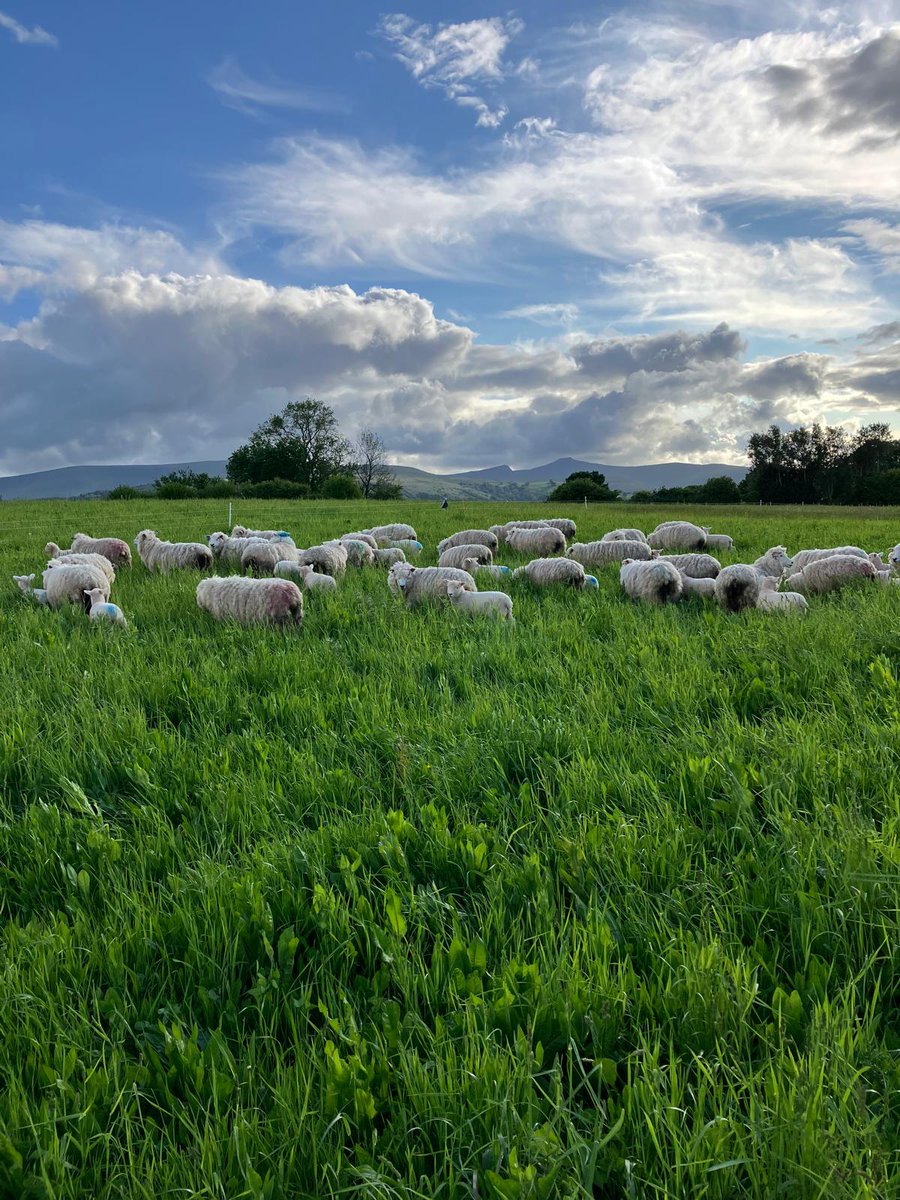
[440,496,449,510]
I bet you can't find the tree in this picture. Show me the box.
[227,399,352,492]
[698,475,741,503]
[547,471,619,502]
[107,484,142,500]
[321,473,362,499]
[353,428,399,499]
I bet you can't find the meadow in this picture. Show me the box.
[1,498,899,1200]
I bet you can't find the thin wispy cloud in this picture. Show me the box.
[0,8,57,46]
[208,58,349,117]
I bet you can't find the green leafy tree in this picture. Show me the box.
[107,484,142,500]
[321,473,362,499]
[547,471,619,502]
[227,399,352,492]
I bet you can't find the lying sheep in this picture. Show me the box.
[619,559,682,605]
[437,529,499,554]
[658,553,721,579]
[12,575,49,605]
[646,522,707,551]
[506,526,566,556]
[42,564,110,612]
[463,559,511,580]
[388,562,477,606]
[274,562,337,592]
[784,555,877,594]
[678,574,716,599]
[753,546,793,577]
[714,565,761,612]
[134,530,214,572]
[438,543,493,569]
[446,579,514,621]
[374,547,406,567]
[757,577,808,613]
[511,558,596,589]
[568,539,653,566]
[196,576,303,626]
[68,534,132,568]
[231,526,292,541]
[601,528,648,544]
[701,531,735,552]
[85,587,128,627]
[297,543,347,577]
[790,546,869,573]
[542,517,577,541]
[44,551,116,583]
[367,523,417,542]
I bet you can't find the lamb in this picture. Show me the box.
[274,562,337,592]
[511,558,596,589]
[84,587,128,627]
[445,579,514,620]
[756,576,808,612]
[134,530,214,573]
[44,551,116,583]
[437,529,499,553]
[366,524,417,542]
[619,559,682,605]
[506,526,567,556]
[646,522,707,551]
[658,553,721,579]
[297,543,347,577]
[388,562,477,606]
[600,528,648,544]
[753,546,793,577]
[869,552,890,569]
[784,555,877,595]
[12,575,49,605]
[374,547,406,567]
[701,532,735,552]
[463,559,511,580]
[42,564,110,612]
[231,526,293,541]
[438,543,494,569]
[790,546,869,573]
[542,518,577,541]
[196,576,303,626]
[68,534,132,567]
[678,574,716,599]
[568,539,653,566]
[714,565,761,612]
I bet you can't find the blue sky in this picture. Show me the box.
[1,0,898,474]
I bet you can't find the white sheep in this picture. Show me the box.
[888,545,900,568]
[207,533,272,566]
[384,538,423,555]
[600,528,648,544]
[388,563,477,606]
[445,579,514,621]
[542,518,577,541]
[511,558,596,589]
[84,587,128,627]
[196,576,303,626]
[297,543,347,577]
[489,520,550,544]
[340,531,379,550]
[366,523,417,542]
[462,559,511,580]
[274,562,337,592]
[790,546,869,573]
[329,539,375,568]
[241,540,290,576]
[373,547,406,567]
[42,564,110,612]
[646,522,707,551]
[678,574,716,599]
[756,577,808,613]
[869,552,890,569]
[658,553,721,579]
[784,555,877,595]
[12,574,49,605]
[619,559,682,605]
[44,551,116,583]
[438,543,494,569]
[753,546,794,577]
[506,526,567,556]
[437,529,499,554]
[68,534,132,567]
[568,539,653,566]
[231,526,293,540]
[134,530,214,572]
[701,532,735,552]
[714,565,761,612]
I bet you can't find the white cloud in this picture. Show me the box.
[207,58,349,116]
[842,219,900,271]
[0,9,57,46]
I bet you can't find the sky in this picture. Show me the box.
[0,0,898,476]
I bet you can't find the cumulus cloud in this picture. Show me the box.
[0,9,57,46]
[207,58,349,117]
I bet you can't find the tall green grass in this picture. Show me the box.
[1,499,898,1198]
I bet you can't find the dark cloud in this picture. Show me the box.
[571,323,744,383]
[741,353,828,400]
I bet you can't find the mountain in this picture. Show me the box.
[449,458,747,492]
[0,461,228,500]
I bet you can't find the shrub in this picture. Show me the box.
[321,474,363,500]
[242,478,311,499]
[107,485,142,500]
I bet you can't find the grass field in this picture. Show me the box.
[1,499,899,1199]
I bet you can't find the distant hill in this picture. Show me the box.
[0,461,228,500]
[449,458,747,492]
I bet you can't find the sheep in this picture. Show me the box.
[489,520,550,544]
[753,546,794,577]
[297,543,347,577]
[196,576,303,626]
[506,526,567,556]
[241,540,287,576]
[12,575,49,605]
[601,528,648,544]
[437,529,499,554]
[714,565,761,612]
[869,552,890,569]
[84,587,128,627]
[756,577,808,613]
[231,526,293,541]
[701,532,735,552]
[373,547,406,567]
[790,546,869,573]
[388,563,477,606]
[445,579,514,621]
[438,543,494,569]
[68,534,132,567]
[568,539,653,566]
[340,532,379,550]
[42,564,110,612]
[207,533,271,566]
[366,524,417,542]
[619,559,682,605]
[328,539,375,568]
[134,530,214,573]
[542,518,577,541]
[511,558,595,589]
[384,538,423,555]
[274,562,337,592]
[646,522,707,551]
[44,552,116,583]
[784,555,877,595]
[889,545,900,568]
[463,559,511,580]
[658,553,721,579]
[678,574,716,599]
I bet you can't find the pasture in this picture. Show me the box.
[1,499,898,1199]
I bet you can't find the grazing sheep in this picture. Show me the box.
[274,562,337,592]
[366,523,417,542]
[207,533,272,566]
[619,559,682,605]
[388,562,477,606]
[869,552,890,569]
[569,539,653,567]
[42,564,110,612]
[12,574,49,605]
[463,559,511,580]
[438,543,494,569]
[68,534,132,567]
[784,555,877,595]
[382,538,423,555]
[445,579,514,620]
[134,530,214,572]
[506,526,567,556]
[701,532,735,552]
[678,574,716,599]
[374,547,406,567]
[757,577,808,612]
[790,546,869,573]
[196,576,303,626]
[84,587,128,627]
[658,553,721,579]
[489,520,551,544]
[329,539,375,568]
[601,528,648,544]
[714,565,761,612]
[647,522,707,551]
[231,526,293,541]
[511,558,594,589]
[437,529,499,553]
[542,517,577,541]
[753,546,793,577]
[297,543,347,577]
[340,532,379,550]
[888,545,900,568]
[44,552,116,583]
[241,540,289,576]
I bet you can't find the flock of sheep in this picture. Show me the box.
[10,516,900,630]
